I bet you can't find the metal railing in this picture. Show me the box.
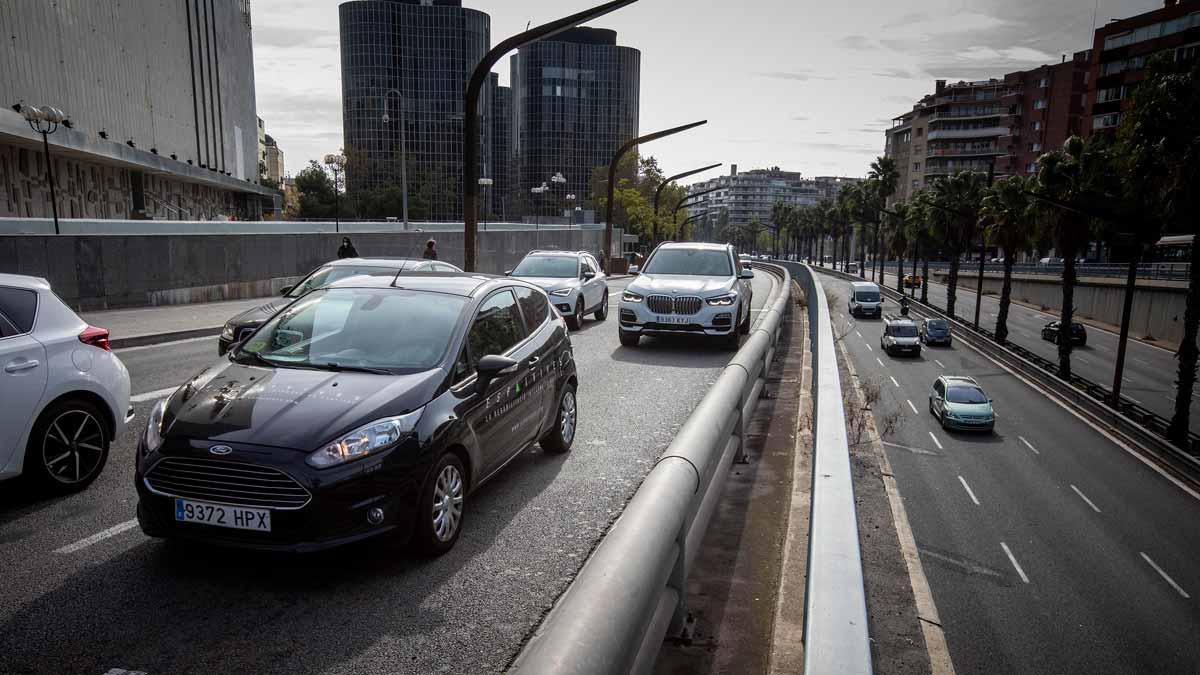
[877,260,1191,282]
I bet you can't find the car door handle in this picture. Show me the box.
[5,359,40,373]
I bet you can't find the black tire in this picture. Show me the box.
[414,453,467,556]
[619,329,640,347]
[541,383,578,454]
[594,291,608,320]
[24,398,111,494]
[738,303,751,335]
[723,329,742,351]
[567,299,584,331]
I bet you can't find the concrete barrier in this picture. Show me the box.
[0,229,609,311]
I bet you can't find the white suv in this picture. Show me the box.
[618,242,754,349]
[508,250,608,330]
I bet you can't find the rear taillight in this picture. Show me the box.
[79,325,111,351]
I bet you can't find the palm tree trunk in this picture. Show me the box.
[818,230,825,267]
[1058,254,1077,380]
[996,257,1014,343]
[858,225,866,278]
[897,249,905,294]
[832,231,840,271]
[921,255,930,304]
[1168,240,1200,444]
[947,255,960,318]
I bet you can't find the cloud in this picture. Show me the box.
[794,141,881,154]
[254,26,337,49]
[790,115,809,121]
[849,128,884,134]
[873,67,922,80]
[755,71,832,82]
[836,35,877,51]
[884,11,930,28]
[959,45,1055,62]
[883,95,917,104]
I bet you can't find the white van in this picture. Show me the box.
[849,281,882,318]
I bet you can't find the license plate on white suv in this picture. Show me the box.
[175,498,271,532]
[656,315,690,324]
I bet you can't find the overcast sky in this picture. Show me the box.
[251,0,1157,182]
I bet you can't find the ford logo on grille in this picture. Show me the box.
[209,445,233,456]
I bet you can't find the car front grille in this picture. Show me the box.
[145,457,311,510]
[646,295,703,315]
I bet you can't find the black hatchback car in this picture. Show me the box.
[1041,320,1087,346]
[137,273,577,555]
[217,257,463,355]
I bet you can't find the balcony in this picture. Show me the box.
[926,127,1006,141]
[927,146,1001,158]
[930,109,1003,123]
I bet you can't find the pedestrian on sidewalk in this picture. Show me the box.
[337,237,359,259]
[423,239,438,260]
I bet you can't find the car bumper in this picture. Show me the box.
[617,299,738,336]
[886,343,921,355]
[852,305,881,317]
[135,438,431,553]
[547,289,581,316]
[943,417,994,431]
[924,335,951,345]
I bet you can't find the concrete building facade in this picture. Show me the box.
[0,0,275,220]
[998,52,1092,176]
[685,166,858,228]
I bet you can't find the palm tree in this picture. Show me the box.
[908,191,937,304]
[869,156,900,283]
[889,201,911,294]
[980,175,1038,343]
[929,171,988,319]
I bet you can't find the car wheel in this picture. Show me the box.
[939,411,948,430]
[541,383,577,454]
[723,329,742,351]
[619,329,640,347]
[594,291,608,320]
[415,453,466,556]
[928,398,934,415]
[739,303,751,335]
[567,299,584,330]
[24,398,111,494]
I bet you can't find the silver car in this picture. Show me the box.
[618,242,754,349]
[508,251,608,330]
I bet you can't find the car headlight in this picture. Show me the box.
[549,288,573,297]
[307,409,423,469]
[622,290,644,303]
[143,399,168,455]
[707,294,736,306]
[220,323,235,341]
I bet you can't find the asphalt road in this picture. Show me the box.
[866,265,1199,434]
[825,275,1200,674]
[0,273,777,675]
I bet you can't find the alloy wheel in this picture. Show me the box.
[560,390,577,445]
[431,464,464,542]
[42,410,106,485]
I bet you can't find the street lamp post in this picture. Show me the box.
[478,177,493,230]
[531,183,549,246]
[565,193,576,229]
[381,89,409,229]
[653,162,722,247]
[324,153,346,232]
[550,172,567,228]
[22,105,67,235]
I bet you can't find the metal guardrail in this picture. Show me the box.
[512,263,842,674]
[873,260,1190,282]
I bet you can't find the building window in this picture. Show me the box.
[1034,99,1047,110]
[1032,142,1042,152]
[1026,162,1036,173]
[913,162,921,171]
[915,128,923,137]
[1033,121,1042,131]
[1038,77,1049,88]
[1092,113,1121,130]
[1097,86,1126,103]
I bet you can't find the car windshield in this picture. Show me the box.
[926,320,948,331]
[288,265,403,297]
[512,256,578,278]
[855,290,880,302]
[891,324,918,337]
[946,386,988,404]
[237,288,465,373]
[643,249,732,276]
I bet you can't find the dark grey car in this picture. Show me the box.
[920,318,952,346]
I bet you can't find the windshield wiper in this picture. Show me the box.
[310,362,393,375]
[233,349,277,368]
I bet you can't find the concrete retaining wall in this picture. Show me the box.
[0,229,607,311]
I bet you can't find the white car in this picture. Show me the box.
[618,242,754,350]
[0,274,131,493]
[508,250,608,330]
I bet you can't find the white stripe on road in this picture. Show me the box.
[865,343,873,352]
[907,399,919,414]
[1070,484,1102,513]
[54,519,139,554]
[934,359,945,369]
[1018,436,1040,455]
[1140,552,1190,599]
[876,357,885,368]
[890,376,900,388]
[855,330,863,338]
[927,432,943,450]
[958,475,981,505]
[129,386,178,403]
[1000,542,1030,584]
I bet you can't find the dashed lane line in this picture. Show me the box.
[890,376,900,388]
[1018,436,1040,455]
[928,432,943,450]
[1140,552,1190,599]
[934,359,945,369]
[958,475,981,506]
[865,343,873,352]
[907,399,919,414]
[1070,484,1102,513]
[876,357,886,368]
[54,519,139,554]
[1000,542,1030,584]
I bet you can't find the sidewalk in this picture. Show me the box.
[83,297,269,348]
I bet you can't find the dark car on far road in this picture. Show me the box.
[217,257,463,355]
[920,318,952,346]
[138,273,577,555]
[1041,320,1087,346]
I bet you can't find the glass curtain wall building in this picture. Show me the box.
[511,28,640,218]
[339,0,490,221]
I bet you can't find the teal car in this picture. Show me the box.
[929,376,995,432]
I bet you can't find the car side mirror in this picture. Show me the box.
[739,269,755,280]
[628,265,640,275]
[475,354,518,396]
[279,285,294,296]
[582,270,596,280]
[504,270,512,276]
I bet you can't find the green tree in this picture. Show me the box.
[980,175,1038,343]
[869,156,900,282]
[294,160,336,219]
[929,170,988,319]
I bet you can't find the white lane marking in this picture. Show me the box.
[865,343,873,352]
[907,399,919,414]
[1123,394,1144,405]
[855,330,863,338]
[934,359,945,368]
[1070,484,1102,513]
[54,519,139,554]
[890,376,900,388]
[129,386,178,403]
[882,440,940,456]
[876,357,885,368]
[115,335,214,353]
[1133,357,1152,366]
[1140,552,1190,598]
[1000,542,1030,584]
[103,669,148,675]
[1018,436,1040,455]
[958,475,981,505]
[927,432,943,450]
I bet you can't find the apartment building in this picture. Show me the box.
[685,166,824,228]
[998,52,1091,176]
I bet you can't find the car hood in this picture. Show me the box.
[228,300,288,328]
[515,276,579,292]
[945,402,993,417]
[161,360,442,450]
[628,275,734,296]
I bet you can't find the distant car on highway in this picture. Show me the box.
[1041,320,1087,346]
[137,273,577,555]
[881,316,921,356]
[618,242,754,350]
[0,274,132,493]
[919,318,952,346]
[218,257,462,355]
[508,250,607,331]
[848,281,882,318]
[1038,257,1064,266]
[929,375,995,432]
[903,273,923,288]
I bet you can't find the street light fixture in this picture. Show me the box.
[324,153,346,232]
[381,89,409,229]
[22,104,67,235]
[565,193,577,228]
